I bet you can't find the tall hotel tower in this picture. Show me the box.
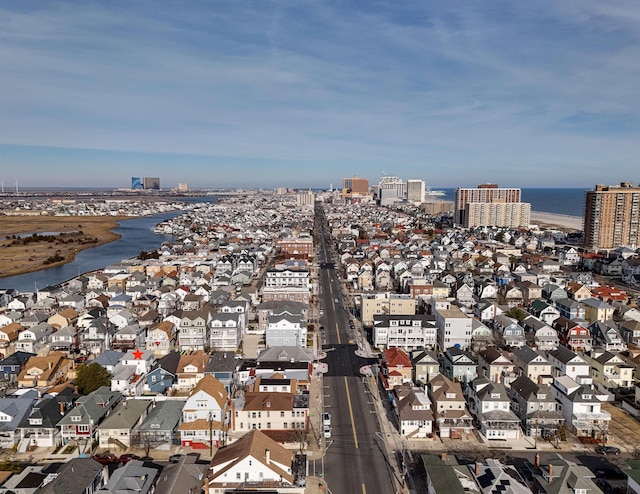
[455,184,530,228]
[583,182,640,251]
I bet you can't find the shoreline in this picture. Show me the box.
[530,211,583,231]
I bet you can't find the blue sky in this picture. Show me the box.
[1,1,640,189]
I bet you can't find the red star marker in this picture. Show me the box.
[132,349,143,360]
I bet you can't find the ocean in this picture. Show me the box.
[439,188,587,218]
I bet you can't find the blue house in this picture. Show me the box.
[0,351,36,383]
[145,352,179,394]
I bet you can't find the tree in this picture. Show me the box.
[74,363,111,395]
[504,307,526,323]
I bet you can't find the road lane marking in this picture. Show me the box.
[335,323,341,344]
[344,376,359,449]
[362,484,366,494]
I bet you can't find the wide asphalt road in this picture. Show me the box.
[315,203,399,494]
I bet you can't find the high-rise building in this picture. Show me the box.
[377,176,406,206]
[177,183,188,191]
[296,190,315,207]
[342,176,369,198]
[407,179,425,204]
[131,177,143,190]
[454,184,527,227]
[583,182,640,251]
[143,177,160,190]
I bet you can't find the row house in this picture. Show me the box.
[521,316,559,351]
[210,312,243,351]
[58,386,122,443]
[587,350,634,390]
[442,347,478,384]
[177,308,215,352]
[551,375,611,438]
[17,352,72,388]
[477,347,515,384]
[179,375,230,449]
[232,391,309,435]
[145,320,177,357]
[265,312,307,348]
[372,314,437,351]
[553,317,592,352]
[427,374,474,438]
[15,322,54,354]
[393,383,434,438]
[466,376,521,440]
[508,375,565,439]
[589,320,626,352]
[410,349,440,385]
[511,346,553,383]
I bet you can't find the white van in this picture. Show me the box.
[323,412,331,426]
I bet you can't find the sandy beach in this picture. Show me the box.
[530,211,583,231]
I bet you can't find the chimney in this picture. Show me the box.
[534,453,540,468]
[548,464,553,482]
[475,462,480,476]
[265,449,270,465]
[59,401,65,416]
[441,452,447,462]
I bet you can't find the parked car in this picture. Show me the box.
[93,453,118,465]
[118,453,141,464]
[595,466,626,479]
[595,446,621,455]
[169,454,184,463]
[75,356,88,364]
[323,425,332,439]
[323,412,331,426]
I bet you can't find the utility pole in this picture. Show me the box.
[209,411,213,456]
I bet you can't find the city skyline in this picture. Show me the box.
[2,1,640,189]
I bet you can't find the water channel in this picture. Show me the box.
[0,211,183,293]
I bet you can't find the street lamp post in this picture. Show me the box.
[209,411,214,456]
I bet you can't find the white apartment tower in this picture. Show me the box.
[407,179,426,204]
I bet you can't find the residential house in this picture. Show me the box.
[381,347,413,390]
[588,350,634,390]
[531,454,603,494]
[428,374,474,438]
[210,312,243,351]
[508,375,565,439]
[111,323,146,352]
[521,316,559,351]
[589,320,626,352]
[393,383,434,438]
[47,307,79,329]
[372,314,438,351]
[57,386,123,443]
[528,300,561,326]
[0,351,35,383]
[97,399,152,448]
[176,350,209,391]
[14,322,53,354]
[178,308,214,352]
[179,375,230,448]
[442,347,478,384]
[0,392,37,448]
[205,351,239,394]
[136,400,184,449]
[49,325,77,352]
[96,460,157,493]
[37,457,106,494]
[232,390,309,436]
[205,429,304,494]
[547,346,591,380]
[466,376,521,440]
[555,298,586,321]
[18,387,80,448]
[434,305,473,351]
[511,346,553,383]
[582,298,615,324]
[265,311,307,348]
[553,317,592,352]
[0,322,23,355]
[17,352,73,388]
[145,320,176,357]
[410,349,440,385]
[551,375,611,438]
[478,347,516,384]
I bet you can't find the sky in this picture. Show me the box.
[1,1,640,190]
